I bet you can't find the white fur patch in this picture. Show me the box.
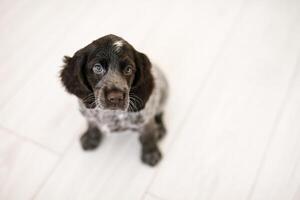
[113,40,124,52]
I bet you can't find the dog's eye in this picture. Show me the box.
[93,63,105,75]
[123,65,133,75]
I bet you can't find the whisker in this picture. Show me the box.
[129,94,143,109]
[129,96,138,112]
[129,93,144,106]
[82,93,95,103]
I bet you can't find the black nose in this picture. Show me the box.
[106,90,125,104]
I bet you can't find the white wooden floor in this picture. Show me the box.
[1,0,300,199]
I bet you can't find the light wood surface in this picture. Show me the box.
[0,0,299,199]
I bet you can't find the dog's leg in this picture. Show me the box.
[80,122,103,150]
[139,118,163,166]
[154,112,167,140]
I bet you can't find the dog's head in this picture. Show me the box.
[60,34,154,112]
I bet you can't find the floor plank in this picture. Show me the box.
[148,0,300,199]
[248,61,300,200]
[0,128,58,200]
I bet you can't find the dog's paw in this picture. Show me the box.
[141,149,162,167]
[157,126,166,140]
[80,128,102,150]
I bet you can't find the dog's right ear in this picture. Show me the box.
[60,47,96,108]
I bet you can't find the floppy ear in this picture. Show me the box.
[131,51,154,111]
[60,48,96,108]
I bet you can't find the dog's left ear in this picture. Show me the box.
[131,50,154,111]
[60,46,96,108]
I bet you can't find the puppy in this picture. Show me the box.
[60,34,168,166]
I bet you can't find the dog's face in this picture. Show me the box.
[60,34,154,111]
[82,37,136,111]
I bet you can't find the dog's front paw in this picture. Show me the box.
[157,125,166,140]
[141,148,162,167]
[80,128,102,150]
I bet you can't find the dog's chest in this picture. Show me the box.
[80,108,146,133]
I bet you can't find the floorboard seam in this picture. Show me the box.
[246,55,300,200]
[146,192,168,200]
[0,124,61,156]
[30,135,78,200]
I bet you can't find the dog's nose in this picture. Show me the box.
[106,90,124,104]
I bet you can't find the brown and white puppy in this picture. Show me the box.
[60,34,168,166]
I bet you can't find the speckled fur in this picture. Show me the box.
[79,65,168,134]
